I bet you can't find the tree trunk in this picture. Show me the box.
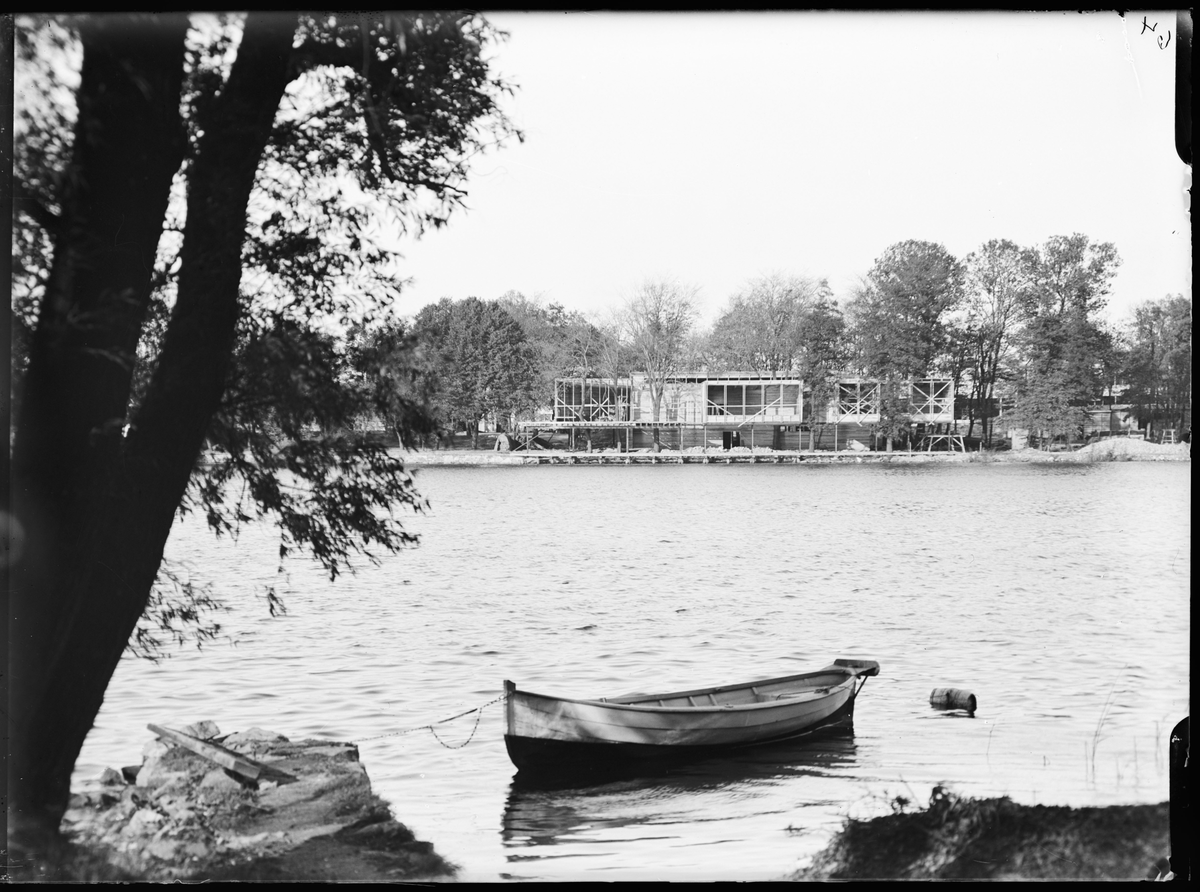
[9,17,190,842]
[9,14,297,843]
[650,385,662,451]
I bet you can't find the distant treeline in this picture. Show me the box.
[348,236,1190,447]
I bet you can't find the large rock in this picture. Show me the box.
[221,728,290,757]
[183,720,221,740]
[61,726,455,882]
[136,744,207,790]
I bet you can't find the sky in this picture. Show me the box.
[387,10,1191,330]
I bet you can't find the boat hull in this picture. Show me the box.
[505,688,857,775]
[504,660,877,777]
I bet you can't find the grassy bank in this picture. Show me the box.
[788,786,1172,881]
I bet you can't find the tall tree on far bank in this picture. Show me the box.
[413,297,539,446]
[1119,294,1192,438]
[498,291,596,417]
[8,12,518,844]
[707,273,823,375]
[1020,234,1121,394]
[847,240,963,450]
[619,278,698,451]
[849,240,964,379]
[1010,234,1121,444]
[560,313,609,383]
[704,272,849,447]
[955,239,1036,444]
[795,288,847,449]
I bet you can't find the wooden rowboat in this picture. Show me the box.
[504,658,880,776]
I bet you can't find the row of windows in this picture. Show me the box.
[837,381,952,415]
[556,383,631,406]
[555,383,632,421]
[706,383,802,417]
[553,380,952,420]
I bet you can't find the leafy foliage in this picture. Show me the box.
[498,292,600,412]
[1019,234,1121,402]
[954,239,1036,443]
[10,12,524,840]
[1118,294,1191,435]
[707,273,829,375]
[346,318,440,447]
[848,240,964,379]
[413,297,540,444]
[12,12,519,632]
[1004,371,1090,447]
[128,562,229,661]
[10,17,82,393]
[871,379,916,449]
[189,317,431,581]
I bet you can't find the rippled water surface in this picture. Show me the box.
[76,461,1190,881]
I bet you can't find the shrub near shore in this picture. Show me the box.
[788,786,1171,881]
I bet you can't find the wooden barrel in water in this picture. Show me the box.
[929,688,977,713]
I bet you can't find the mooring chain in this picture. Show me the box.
[359,691,509,748]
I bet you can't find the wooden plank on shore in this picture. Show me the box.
[147,723,296,783]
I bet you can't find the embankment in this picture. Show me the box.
[787,786,1173,881]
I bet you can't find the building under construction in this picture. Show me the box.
[518,373,956,451]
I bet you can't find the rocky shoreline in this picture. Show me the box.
[16,723,455,883]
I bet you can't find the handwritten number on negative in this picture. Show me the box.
[1142,16,1171,50]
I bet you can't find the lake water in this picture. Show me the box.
[74,460,1190,881]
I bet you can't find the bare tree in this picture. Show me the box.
[706,272,823,374]
[954,239,1036,444]
[618,278,699,451]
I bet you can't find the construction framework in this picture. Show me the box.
[517,373,958,452]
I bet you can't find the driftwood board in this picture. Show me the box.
[147,723,296,784]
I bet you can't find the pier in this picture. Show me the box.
[516,450,955,465]
[401,448,981,467]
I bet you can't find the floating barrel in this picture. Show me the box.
[930,688,977,713]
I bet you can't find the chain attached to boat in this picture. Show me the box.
[360,691,509,748]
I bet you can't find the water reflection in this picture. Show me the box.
[501,730,859,853]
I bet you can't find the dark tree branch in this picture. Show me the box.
[129,12,299,521]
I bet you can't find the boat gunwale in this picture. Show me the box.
[508,662,872,715]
